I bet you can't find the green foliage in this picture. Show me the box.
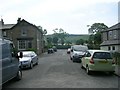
[47,37,52,44]
[88,23,108,49]
[65,34,89,44]
[76,39,84,45]
[27,48,37,53]
[88,23,108,33]
[56,45,71,49]
[94,32,102,44]
[53,28,68,45]
[53,36,58,45]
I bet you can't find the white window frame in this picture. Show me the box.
[18,40,26,50]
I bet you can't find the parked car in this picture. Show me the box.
[67,48,71,54]
[52,46,57,52]
[18,51,38,69]
[48,48,54,54]
[0,38,23,86]
[70,45,88,62]
[81,50,116,75]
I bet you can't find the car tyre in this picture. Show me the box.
[109,71,114,75]
[30,62,33,69]
[15,69,22,81]
[36,61,39,65]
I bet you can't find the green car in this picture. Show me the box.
[81,50,116,75]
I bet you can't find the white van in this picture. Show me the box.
[70,45,88,62]
[0,38,23,87]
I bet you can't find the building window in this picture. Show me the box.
[108,46,111,50]
[21,29,27,36]
[3,31,7,37]
[112,46,115,50]
[28,41,32,48]
[18,40,26,50]
[18,40,32,50]
[113,30,117,39]
[108,31,112,40]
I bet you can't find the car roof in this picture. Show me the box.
[22,51,35,54]
[88,50,111,53]
[0,38,13,45]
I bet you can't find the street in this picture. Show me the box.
[3,50,119,88]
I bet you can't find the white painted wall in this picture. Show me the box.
[101,45,120,53]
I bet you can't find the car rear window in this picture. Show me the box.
[93,52,112,59]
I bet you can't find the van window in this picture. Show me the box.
[2,44,11,59]
[73,45,88,52]
[93,52,112,59]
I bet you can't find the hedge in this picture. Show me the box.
[56,45,71,49]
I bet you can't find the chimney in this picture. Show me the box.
[17,18,21,23]
[1,18,4,25]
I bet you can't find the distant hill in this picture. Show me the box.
[65,34,89,43]
[46,34,90,43]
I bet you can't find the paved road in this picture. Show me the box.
[3,50,119,88]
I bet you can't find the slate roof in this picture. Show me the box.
[100,40,120,46]
[103,22,120,32]
[108,22,120,30]
[0,24,15,30]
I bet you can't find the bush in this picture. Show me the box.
[56,45,71,49]
[27,48,37,53]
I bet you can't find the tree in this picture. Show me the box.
[88,23,108,49]
[88,23,108,34]
[52,36,58,45]
[46,37,52,48]
[53,28,68,45]
[76,39,84,45]
[43,29,47,35]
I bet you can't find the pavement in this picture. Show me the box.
[114,65,120,77]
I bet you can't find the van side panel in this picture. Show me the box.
[0,43,2,88]
[2,43,12,83]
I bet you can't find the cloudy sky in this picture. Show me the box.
[0,0,119,34]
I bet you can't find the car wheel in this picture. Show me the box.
[36,61,39,65]
[15,69,22,80]
[30,62,33,69]
[109,71,114,75]
[86,66,91,75]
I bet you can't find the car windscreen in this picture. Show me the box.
[73,47,87,52]
[93,52,113,59]
[23,54,31,57]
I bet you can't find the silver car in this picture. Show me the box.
[18,51,38,69]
